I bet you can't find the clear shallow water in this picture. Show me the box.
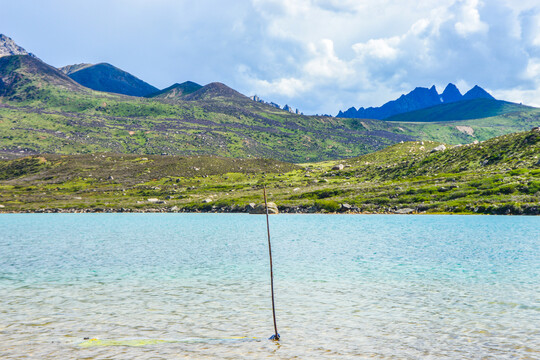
[0,214,538,359]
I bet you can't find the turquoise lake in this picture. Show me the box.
[0,214,538,359]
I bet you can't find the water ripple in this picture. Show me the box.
[0,214,538,359]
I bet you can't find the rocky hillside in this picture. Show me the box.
[0,55,87,99]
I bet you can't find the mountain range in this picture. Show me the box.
[0,33,539,163]
[337,83,495,119]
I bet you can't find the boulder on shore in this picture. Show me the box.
[249,202,279,214]
[394,208,415,214]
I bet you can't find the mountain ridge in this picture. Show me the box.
[0,35,538,163]
[182,82,249,101]
[337,83,496,119]
[59,63,93,75]
[62,62,159,97]
[384,98,532,122]
[146,81,203,99]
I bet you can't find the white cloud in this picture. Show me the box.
[352,37,401,60]
[525,59,540,79]
[304,39,353,79]
[242,0,540,114]
[454,0,489,36]
[492,88,540,107]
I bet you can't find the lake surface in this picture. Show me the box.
[0,214,538,359]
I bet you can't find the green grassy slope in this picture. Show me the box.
[384,98,532,122]
[1,129,538,215]
[0,56,416,161]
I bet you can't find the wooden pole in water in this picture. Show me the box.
[263,186,279,341]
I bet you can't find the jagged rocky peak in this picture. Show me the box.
[336,83,496,119]
[407,85,440,103]
[441,83,463,103]
[0,34,37,58]
[463,85,495,100]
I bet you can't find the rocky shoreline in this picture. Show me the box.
[1,202,538,215]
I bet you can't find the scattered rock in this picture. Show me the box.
[456,125,474,136]
[0,204,4,208]
[332,164,344,170]
[431,144,446,153]
[202,198,212,203]
[107,176,114,180]
[532,127,540,132]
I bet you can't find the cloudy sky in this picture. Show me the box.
[2,0,540,114]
